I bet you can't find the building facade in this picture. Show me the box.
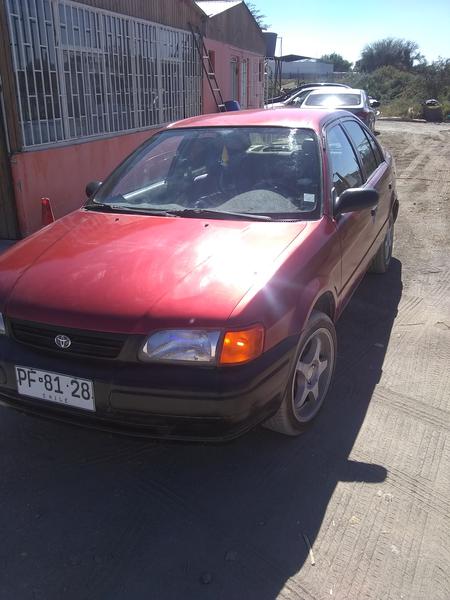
[0,0,206,237]
[0,0,266,239]
[197,1,265,114]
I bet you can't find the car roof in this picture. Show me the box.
[167,108,352,133]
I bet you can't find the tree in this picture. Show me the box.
[246,2,270,30]
[320,53,352,72]
[416,58,450,98]
[356,38,424,73]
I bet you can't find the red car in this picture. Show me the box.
[0,109,398,440]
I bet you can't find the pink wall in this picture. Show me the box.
[11,128,159,236]
[203,39,264,115]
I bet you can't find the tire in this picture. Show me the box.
[370,215,394,273]
[263,311,337,436]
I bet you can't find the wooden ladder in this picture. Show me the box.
[189,23,226,112]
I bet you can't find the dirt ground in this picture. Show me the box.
[1,121,449,600]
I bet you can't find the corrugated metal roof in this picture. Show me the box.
[196,1,242,17]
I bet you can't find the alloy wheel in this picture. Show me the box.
[291,328,335,422]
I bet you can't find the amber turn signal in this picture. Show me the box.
[219,326,265,365]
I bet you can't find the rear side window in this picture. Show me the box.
[366,132,384,164]
[327,125,363,197]
[342,120,379,178]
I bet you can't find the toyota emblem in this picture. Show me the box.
[55,334,72,349]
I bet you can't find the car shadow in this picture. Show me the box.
[0,260,403,600]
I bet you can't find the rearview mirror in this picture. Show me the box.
[335,188,379,215]
[85,180,102,198]
[370,99,380,108]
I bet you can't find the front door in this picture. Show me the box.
[326,122,375,295]
[0,98,18,239]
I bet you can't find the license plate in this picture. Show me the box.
[15,366,95,412]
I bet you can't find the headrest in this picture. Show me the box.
[302,139,316,154]
[224,132,250,154]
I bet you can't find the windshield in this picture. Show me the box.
[305,93,362,107]
[90,127,322,220]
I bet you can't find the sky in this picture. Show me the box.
[254,0,450,64]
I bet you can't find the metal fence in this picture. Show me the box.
[6,0,202,147]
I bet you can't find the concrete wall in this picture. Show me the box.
[203,39,264,114]
[11,128,159,236]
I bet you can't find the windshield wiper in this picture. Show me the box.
[84,203,179,217]
[84,204,272,220]
[176,208,272,221]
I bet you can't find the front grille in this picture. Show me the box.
[10,320,126,359]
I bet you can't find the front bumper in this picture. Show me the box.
[0,334,296,441]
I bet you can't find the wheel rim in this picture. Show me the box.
[291,328,335,423]
[384,221,393,262]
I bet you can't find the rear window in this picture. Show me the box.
[305,93,362,107]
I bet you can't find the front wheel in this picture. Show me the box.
[263,311,337,436]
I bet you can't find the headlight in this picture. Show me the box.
[0,313,6,335]
[139,330,221,364]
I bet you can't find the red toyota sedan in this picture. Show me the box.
[0,109,398,440]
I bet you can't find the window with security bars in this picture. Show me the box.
[6,0,202,147]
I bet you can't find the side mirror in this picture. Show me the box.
[85,180,102,198]
[370,99,380,108]
[335,188,379,215]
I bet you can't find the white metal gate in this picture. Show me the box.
[6,0,202,148]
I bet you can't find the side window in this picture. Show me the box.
[287,89,310,106]
[327,125,363,197]
[366,132,384,165]
[342,120,379,178]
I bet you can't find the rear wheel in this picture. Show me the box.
[371,216,394,273]
[264,311,337,436]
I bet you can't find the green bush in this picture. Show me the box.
[347,65,449,118]
[280,61,450,118]
[351,66,427,104]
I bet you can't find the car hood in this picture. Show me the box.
[1,210,307,333]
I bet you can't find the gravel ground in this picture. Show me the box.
[1,120,449,600]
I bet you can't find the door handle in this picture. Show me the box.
[388,182,392,189]
[371,206,378,216]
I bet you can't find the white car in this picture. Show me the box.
[300,87,378,131]
[265,84,351,110]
